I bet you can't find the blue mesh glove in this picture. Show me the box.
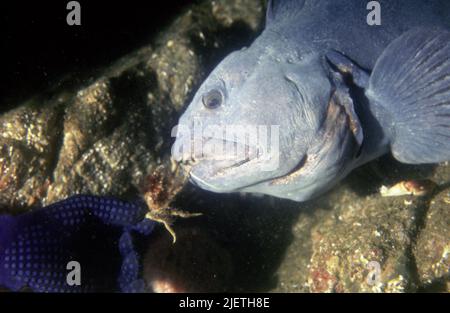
[0,195,155,293]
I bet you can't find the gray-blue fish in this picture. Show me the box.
[172,0,450,201]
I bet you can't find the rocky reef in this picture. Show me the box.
[0,0,448,292]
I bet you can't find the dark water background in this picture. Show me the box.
[1,0,196,111]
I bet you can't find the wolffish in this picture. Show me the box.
[172,0,450,201]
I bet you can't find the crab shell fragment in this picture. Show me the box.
[380,180,437,197]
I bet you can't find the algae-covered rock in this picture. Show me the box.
[414,188,450,291]
[0,99,66,209]
[306,191,427,292]
[271,159,450,293]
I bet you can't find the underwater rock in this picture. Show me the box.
[0,99,65,209]
[306,189,429,293]
[270,159,450,293]
[414,188,450,291]
[0,0,265,209]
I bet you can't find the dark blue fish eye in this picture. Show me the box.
[202,89,223,109]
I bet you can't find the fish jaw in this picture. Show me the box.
[173,133,283,192]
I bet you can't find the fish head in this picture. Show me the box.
[172,44,334,194]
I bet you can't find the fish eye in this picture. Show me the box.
[202,89,223,109]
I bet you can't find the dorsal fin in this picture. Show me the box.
[266,0,306,26]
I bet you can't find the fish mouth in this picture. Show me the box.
[188,158,250,191]
[175,136,262,179]
[187,156,258,192]
[208,154,256,176]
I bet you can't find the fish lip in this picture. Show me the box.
[188,153,257,178]
[179,136,266,189]
[189,171,227,192]
[182,137,260,166]
[212,155,257,176]
[186,148,262,190]
[188,156,259,192]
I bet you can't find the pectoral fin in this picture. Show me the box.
[366,28,450,164]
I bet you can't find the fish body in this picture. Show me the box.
[172,0,450,201]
